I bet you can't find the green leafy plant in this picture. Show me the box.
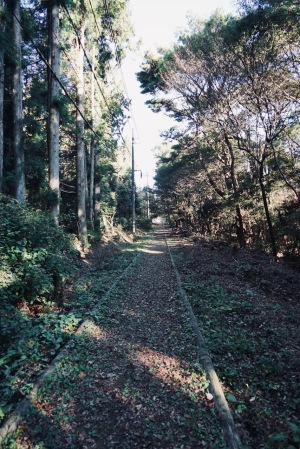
[268,421,300,448]
[0,194,74,308]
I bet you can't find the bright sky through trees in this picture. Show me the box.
[123,0,238,186]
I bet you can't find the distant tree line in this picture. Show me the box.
[138,0,300,260]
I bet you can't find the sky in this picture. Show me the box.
[122,0,238,187]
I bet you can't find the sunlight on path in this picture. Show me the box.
[1,230,227,449]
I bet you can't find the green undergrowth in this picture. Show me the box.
[0,253,226,449]
[0,195,146,427]
[180,270,300,449]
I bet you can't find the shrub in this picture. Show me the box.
[137,218,153,231]
[0,194,75,307]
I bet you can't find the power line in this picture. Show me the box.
[61,0,138,159]
[99,0,140,158]
[87,0,102,40]
[61,0,112,116]
[27,0,134,157]
[7,3,102,140]
[7,0,133,165]
[86,0,128,104]
[87,0,134,150]
[85,0,132,148]
[53,29,112,136]
[102,0,140,142]
[81,0,140,143]
[61,0,132,152]
[86,0,122,93]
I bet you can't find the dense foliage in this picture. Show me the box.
[0,0,138,236]
[0,194,74,310]
[138,0,300,260]
[0,193,76,421]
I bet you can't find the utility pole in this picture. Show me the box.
[131,130,136,234]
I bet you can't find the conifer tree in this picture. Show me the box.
[76,14,87,241]
[89,52,95,227]
[0,0,4,192]
[48,0,60,224]
[12,0,25,201]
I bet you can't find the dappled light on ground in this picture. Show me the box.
[140,248,164,254]
[1,226,299,449]
[1,231,227,449]
[131,347,208,400]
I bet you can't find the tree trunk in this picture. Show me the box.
[76,24,87,241]
[94,149,101,234]
[199,156,225,199]
[259,161,277,257]
[85,143,89,220]
[89,138,95,227]
[12,0,25,201]
[89,60,95,228]
[48,0,60,224]
[224,132,246,248]
[235,204,246,248]
[0,0,4,193]
[270,141,300,202]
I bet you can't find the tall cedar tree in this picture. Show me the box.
[12,0,25,201]
[48,0,60,224]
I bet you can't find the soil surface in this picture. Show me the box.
[2,227,300,449]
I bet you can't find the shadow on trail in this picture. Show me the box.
[1,227,227,449]
[10,330,224,449]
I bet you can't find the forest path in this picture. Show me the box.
[2,227,230,449]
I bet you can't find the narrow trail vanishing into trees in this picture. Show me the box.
[0,227,241,449]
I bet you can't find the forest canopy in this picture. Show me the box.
[137,0,300,260]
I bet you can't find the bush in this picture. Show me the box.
[137,218,153,231]
[0,194,75,307]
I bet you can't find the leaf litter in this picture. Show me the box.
[170,231,300,449]
[2,230,227,448]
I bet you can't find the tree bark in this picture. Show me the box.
[89,139,95,226]
[270,141,300,202]
[259,160,277,257]
[94,149,101,234]
[89,62,95,228]
[199,156,225,199]
[0,0,4,193]
[85,142,89,221]
[224,132,246,248]
[76,23,87,241]
[48,0,60,224]
[12,0,25,201]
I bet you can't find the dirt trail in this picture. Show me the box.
[2,228,230,448]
